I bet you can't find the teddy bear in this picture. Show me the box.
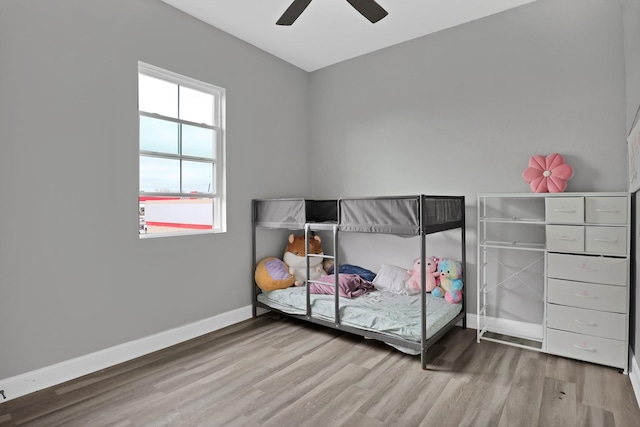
[432,259,463,303]
[406,256,439,292]
[283,233,326,286]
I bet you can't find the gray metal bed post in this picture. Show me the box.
[251,199,257,318]
[461,196,467,328]
[420,196,428,370]
[304,222,311,320]
[333,223,340,327]
[335,198,343,328]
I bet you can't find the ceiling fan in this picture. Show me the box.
[276,0,388,25]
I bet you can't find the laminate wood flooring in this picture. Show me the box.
[1,315,639,427]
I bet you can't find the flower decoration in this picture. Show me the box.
[522,153,573,193]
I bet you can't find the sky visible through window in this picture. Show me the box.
[138,74,215,195]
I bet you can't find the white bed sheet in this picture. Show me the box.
[257,287,462,346]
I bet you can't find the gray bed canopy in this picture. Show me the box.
[253,195,464,235]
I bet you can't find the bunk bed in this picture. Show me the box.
[251,195,466,369]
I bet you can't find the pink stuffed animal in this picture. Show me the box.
[406,256,440,292]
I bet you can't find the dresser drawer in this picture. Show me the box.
[546,328,626,369]
[585,226,627,255]
[546,197,584,224]
[547,278,627,313]
[546,304,626,340]
[546,225,583,252]
[547,253,628,286]
[585,197,627,224]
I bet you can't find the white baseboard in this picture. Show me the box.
[466,313,543,341]
[0,305,253,403]
[630,349,640,409]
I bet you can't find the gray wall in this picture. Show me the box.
[625,0,640,133]
[624,0,640,359]
[1,0,635,383]
[0,0,310,379]
[308,0,628,321]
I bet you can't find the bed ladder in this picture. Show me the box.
[304,222,340,327]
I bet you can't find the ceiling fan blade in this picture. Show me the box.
[345,0,388,23]
[276,0,313,25]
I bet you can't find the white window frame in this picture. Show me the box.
[138,61,226,237]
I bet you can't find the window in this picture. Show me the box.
[138,62,225,237]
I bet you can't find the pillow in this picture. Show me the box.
[255,257,295,291]
[372,264,416,294]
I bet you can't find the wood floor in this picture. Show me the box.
[1,314,639,427]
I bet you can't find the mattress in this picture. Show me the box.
[257,287,462,345]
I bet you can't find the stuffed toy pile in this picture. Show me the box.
[254,233,327,290]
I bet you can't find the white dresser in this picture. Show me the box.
[477,192,631,373]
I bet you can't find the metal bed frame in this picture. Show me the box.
[251,195,466,370]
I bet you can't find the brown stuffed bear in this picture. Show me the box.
[283,233,326,286]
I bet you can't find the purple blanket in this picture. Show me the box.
[309,274,375,299]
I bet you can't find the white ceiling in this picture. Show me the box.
[160,0,537,72]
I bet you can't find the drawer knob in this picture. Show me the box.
[595,208,619,213]
[575,265,595,272]
[554,209,576,213]
[573,344,596,352]
[574,293,597,299]
[593,238,618,243]
[555,236,576,241]
[574,319,597,326]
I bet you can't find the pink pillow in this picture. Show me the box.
[522,153,573,193]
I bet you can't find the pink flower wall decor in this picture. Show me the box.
[522,153,574,193]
